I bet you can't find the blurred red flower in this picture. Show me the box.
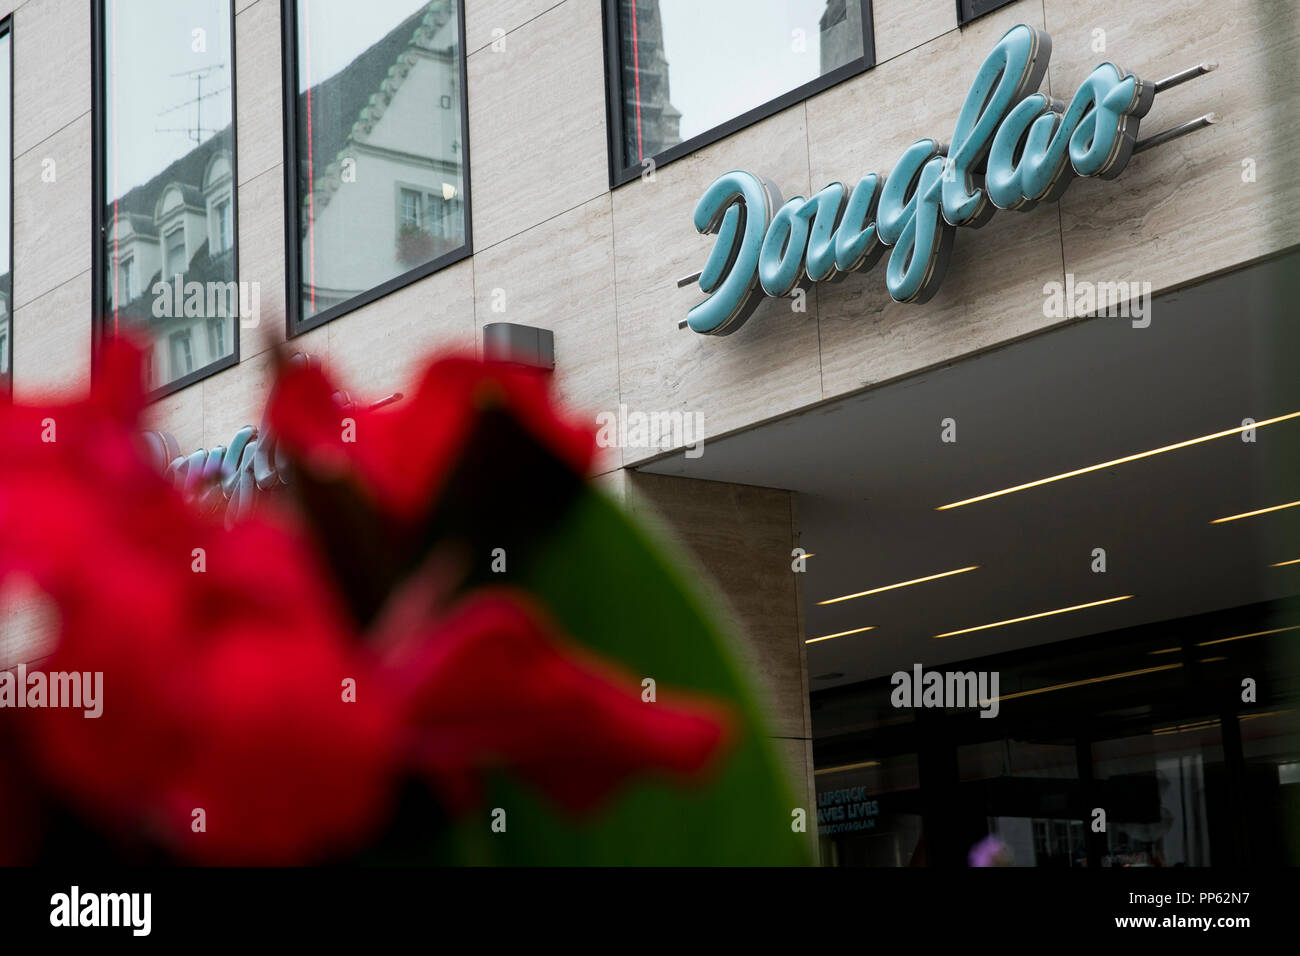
[267,353,595,521]
[0,339,730,864]
[389,591,730,814]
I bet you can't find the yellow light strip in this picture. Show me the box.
[805,626,875,644]
[1212,499,1300,524]
[1272,558,1300,567]
[936,410,1300,510]
[1241,709,1291,721]
[814,760,881,776]
[817,566,979,606]
[997,662,1182,702]
[1153,718,1219,736]
[1153,709,1290,735]
[1147,647,1181,655]
[934,595,1133,639]
[1196,624,1300,647]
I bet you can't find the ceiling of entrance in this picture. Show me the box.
[638,252,1300,689]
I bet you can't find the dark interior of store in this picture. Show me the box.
[641,250,1300,865]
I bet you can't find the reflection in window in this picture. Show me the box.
[815,753,924,867]
[290,0,468,327]
[613,0,867,169]
[99,0,238,391]
[164,227,187,279]
[170,330,195,379]
[1241,708,1300,864]
[207,316,226,357]
[959,739,1084,867]
[214,198,232,253]
[1092,723,1222,866]
[958,0,1019,26]
[0,24,11,392]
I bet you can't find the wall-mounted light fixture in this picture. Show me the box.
[483,322,555,371]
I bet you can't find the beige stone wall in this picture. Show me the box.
[612,470,817,858]
[1,0,1295,818]
[6,0,1294,447]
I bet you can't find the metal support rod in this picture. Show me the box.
[1153,61,1217,93]
[676,272,702,327]
[1134,112,1218,154]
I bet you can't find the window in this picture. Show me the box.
[164,227,187,279]
[215,198,232,253]
[169,330,195,379]
[602,1,875,186]
[206,316,226,357]
[120,257,135,302]
[283,0,472,335]
[400,187,423,228]
[956,0,1018,26]
[0,19,11,396]
[93,0,240,395]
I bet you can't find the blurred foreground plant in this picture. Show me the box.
[0,341,808,865]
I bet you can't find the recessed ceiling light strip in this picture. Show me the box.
[1211,499,1300,524]
[937,410,1300,511]
[934,594,1133,639]
[996,662,1182,702]
[805,626,875,644]
[817,565,979,606]
[1196,624,1300,647]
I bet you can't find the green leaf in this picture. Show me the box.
[431,486,813,865]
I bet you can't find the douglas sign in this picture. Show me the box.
[683,24,1214,334]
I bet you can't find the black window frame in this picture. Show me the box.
[280,0,474,338]
[957,0,1019,26]
[90,0,242,400]
[601,0,876,189]
[0,15,12,399]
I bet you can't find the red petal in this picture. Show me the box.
[393,591,731,816]
[267,354,595,519]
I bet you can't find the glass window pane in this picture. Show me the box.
[100,0,237,391]
[292,0,467,325]
[0,26,10,392]
[1092,722,1224,866]
[615,0,866,168]
[815,753,924,866]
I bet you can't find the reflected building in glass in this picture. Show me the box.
[614,1,866,173]
[819,0,864,75]
[99,0,237,392]
[104,132,236,389]
[618,0,681,165]
[294,0,467,323]
[0,25,12,393]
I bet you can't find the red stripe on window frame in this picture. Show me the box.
[630,0,643,162]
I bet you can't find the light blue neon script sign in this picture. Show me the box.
[686,24,1156,335]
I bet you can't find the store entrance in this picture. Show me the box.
[812,595,1298,867]
[637,251,1300,866]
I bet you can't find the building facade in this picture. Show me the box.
[1,0,1298,866]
